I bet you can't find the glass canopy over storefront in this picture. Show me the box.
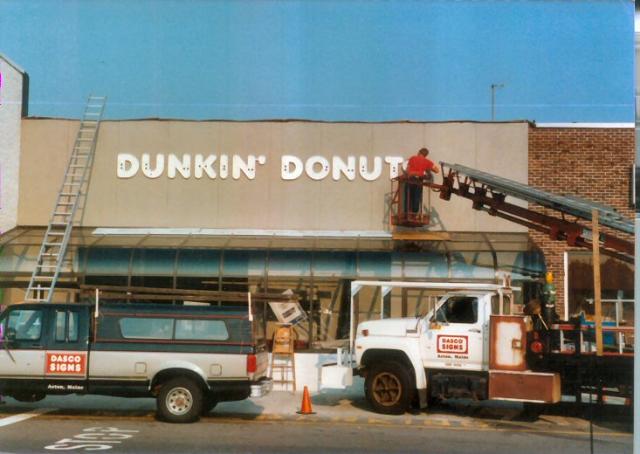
[0,227,545,349]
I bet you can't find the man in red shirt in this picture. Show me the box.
[405,147,439,216]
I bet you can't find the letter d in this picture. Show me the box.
[281,155,303,180]
[117,153,140,178]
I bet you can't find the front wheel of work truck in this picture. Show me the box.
[157,377,203,423]
[365,361,413,415]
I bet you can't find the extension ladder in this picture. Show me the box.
[24,95,106,303]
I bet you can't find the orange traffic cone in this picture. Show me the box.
[297,386,315,415]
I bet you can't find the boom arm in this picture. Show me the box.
[431,163,633,263]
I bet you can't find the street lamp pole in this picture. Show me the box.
[490,83,504,121]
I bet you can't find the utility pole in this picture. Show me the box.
[490,83,504,121]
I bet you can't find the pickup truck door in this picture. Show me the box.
[421,295,486,371]
[0,306,48,388]
[43,306,90,393]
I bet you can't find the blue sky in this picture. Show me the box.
[0,0,634,122]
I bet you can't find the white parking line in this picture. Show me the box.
[0,408,55,428]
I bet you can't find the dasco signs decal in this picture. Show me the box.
[436,335,468,354]
[117,153,405,181]
[45,352,87,376]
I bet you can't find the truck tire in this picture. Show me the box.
[365,361,413,415]
[156,377,203,423]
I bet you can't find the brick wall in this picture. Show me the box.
[528,125,634,313]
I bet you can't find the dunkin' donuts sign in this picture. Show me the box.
[116,153,406,182]
[45,352,87,375]
[436,335,468,354]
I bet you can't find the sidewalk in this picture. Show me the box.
[213,380,631,436]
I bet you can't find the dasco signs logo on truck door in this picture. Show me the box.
[45,352,87,376]
[436,335,468,354]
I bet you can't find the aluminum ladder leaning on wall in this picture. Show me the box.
[24,95,106,304]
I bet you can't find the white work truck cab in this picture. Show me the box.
[322,280,560,415]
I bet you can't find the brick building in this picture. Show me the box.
[528,124,634,318]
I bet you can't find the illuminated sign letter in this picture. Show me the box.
[385,156,404,179]
[232,154,265,180]
[194,154,217,179]
[167,154,191,179]
[305,156,330,181]
[219,154,229,179]
[281,155,303,180]
[332,156,356,181]
[141,153,164,179]
[117,153,140,178]
[359,156,382,181]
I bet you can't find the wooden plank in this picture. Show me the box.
[78,284,297,302]
[592,209,603,356]
[391,231,451,241]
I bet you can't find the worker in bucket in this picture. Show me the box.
[405,147,439,218]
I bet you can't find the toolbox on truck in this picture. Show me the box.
[488,370,561,403]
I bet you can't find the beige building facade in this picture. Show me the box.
[18,119,528,232]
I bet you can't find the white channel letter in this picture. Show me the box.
[281,155,303,180]
[305,156,330,181]
[141,153,164,178]
[194,154,217,179]
[359,156,382,181]
[332,156,356,181]
[219,154,229,179]
[117,153,139,178]
[167,154,191,179]
[232,154,263,180]
[385,156,404,179]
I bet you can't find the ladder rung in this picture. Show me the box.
[42,253,59,257]
[47,232,65,236]
[60,192,78,196]
[33,276,55,281]
[77,138,94,141]
[57,203,74,206]
[69,165,86,168]
[38,264,58,269]
[49,223,67,227]
[53,213,71,217]
[62,182,81,186]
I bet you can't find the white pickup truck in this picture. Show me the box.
[0,301,272,423]
[323,280,565,414]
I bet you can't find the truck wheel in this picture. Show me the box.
[157,377,203,423]
[201,393,218,415]
[365,361,412,415]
